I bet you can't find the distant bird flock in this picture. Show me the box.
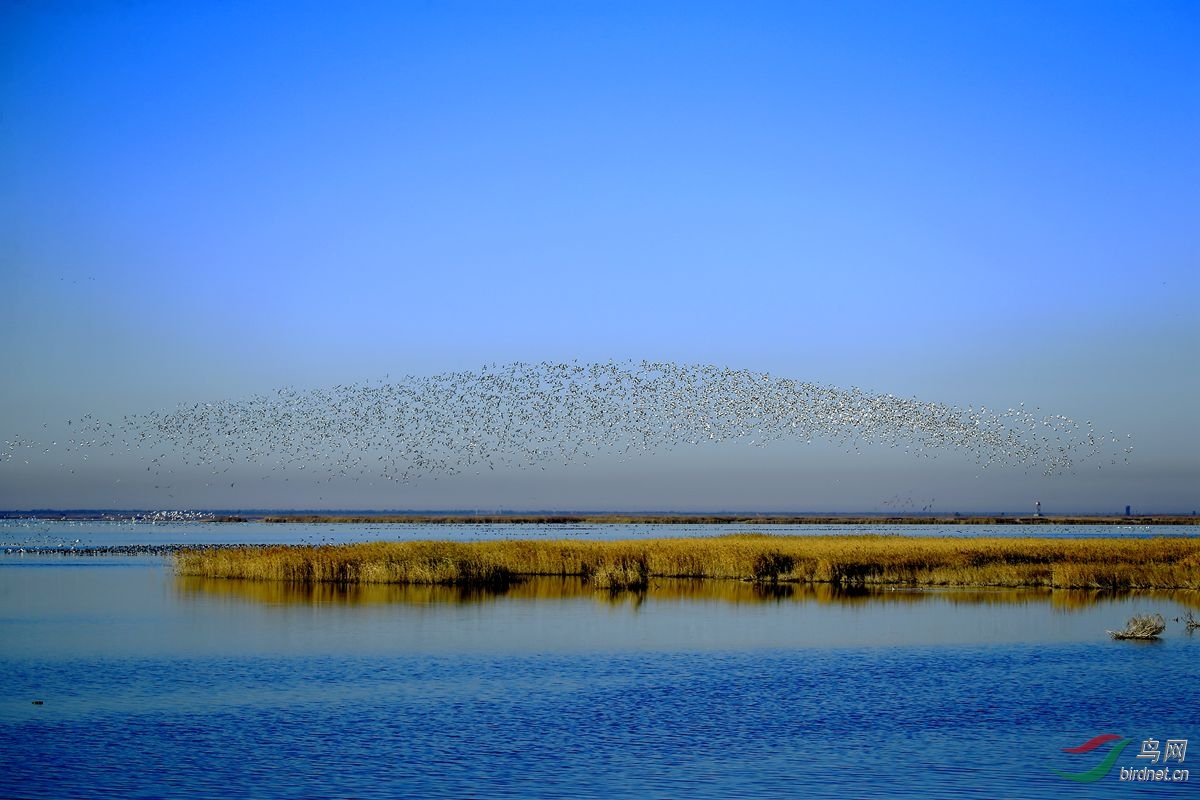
[2,361,1131,488]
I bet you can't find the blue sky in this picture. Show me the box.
[1,1,1197,512]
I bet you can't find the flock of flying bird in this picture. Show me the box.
[2,360,1131,491]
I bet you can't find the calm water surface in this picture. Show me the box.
[1,521,1197,798]
[2,518,1198,549]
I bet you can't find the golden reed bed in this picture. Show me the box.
[175,535,1200,591]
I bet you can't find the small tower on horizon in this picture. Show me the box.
[1035,500,1041,518]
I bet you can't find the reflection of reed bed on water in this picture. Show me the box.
[1051,588,1200,611]
[175,575,532,605]
[176,573,1198,610]
[175,535,1200,592]
[175,575,844,606]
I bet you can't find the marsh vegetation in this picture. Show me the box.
[176,534,1200,591]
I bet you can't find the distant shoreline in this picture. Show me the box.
[251,514,1197,526]
[1,511,1196,525]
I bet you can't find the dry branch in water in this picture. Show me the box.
[1108,613,1166,640]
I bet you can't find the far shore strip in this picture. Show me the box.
[222,513,1197,525]
[176,534,1200,591]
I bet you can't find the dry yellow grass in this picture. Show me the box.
[175,534,1200,591]
[1107,612,1167,639]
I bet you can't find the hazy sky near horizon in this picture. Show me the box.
[1,1,1197,512]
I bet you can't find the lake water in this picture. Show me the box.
[4,518,1198,550]
[1,521,1197,798]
